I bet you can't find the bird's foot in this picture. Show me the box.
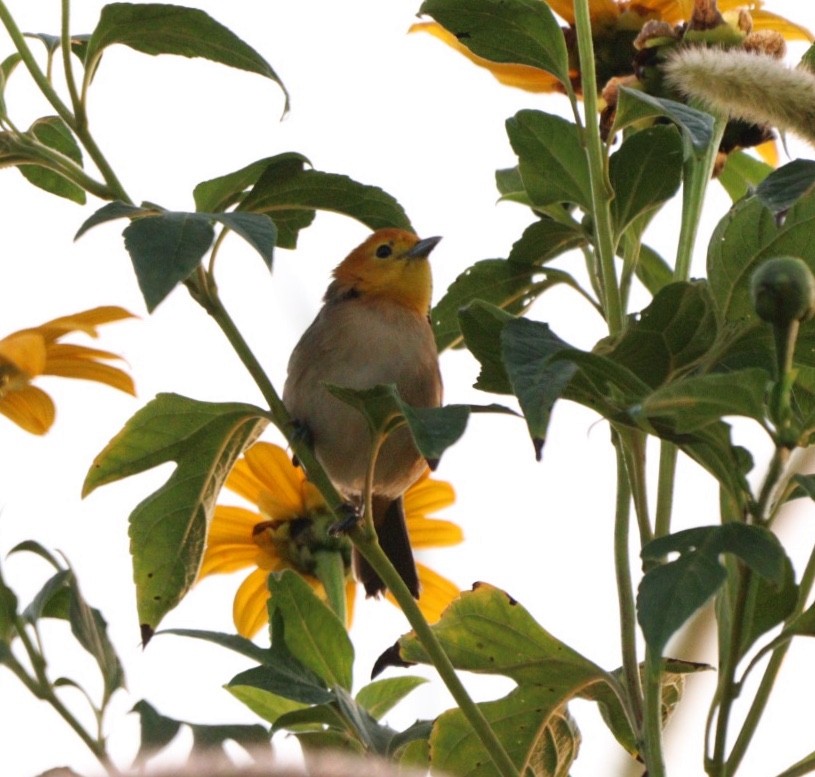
[329,502,361,536]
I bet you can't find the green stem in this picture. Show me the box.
[643,648,667,777]
[572,0,623,335]
[188,273,346,513]
[725,536,815,774]
[612,434,644,738]
[619,428,653,547]
[654,442,678,539]
[0,0,130,202]
[60,0,83,119]
[709,565,751,776]
[15,136,116,199]
[674,114,727,281]
[350,529,519,777]
[0,2,75,125]
[10,622,121,777]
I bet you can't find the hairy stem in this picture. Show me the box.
[572,0,623,335]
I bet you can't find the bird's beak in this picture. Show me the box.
[406,235,442,259]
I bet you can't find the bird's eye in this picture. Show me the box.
[375,244,393,259]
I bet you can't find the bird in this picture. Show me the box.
[282,227,442,599]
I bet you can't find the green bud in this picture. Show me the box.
[750,256,815,325]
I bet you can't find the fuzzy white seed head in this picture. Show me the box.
[663,47,815,147]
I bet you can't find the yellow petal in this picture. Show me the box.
[0,385,56,434]
[750,10,812,42]
[636,0,691,24]
[233,566,276,638]
[410,22,564,94]
[345,579,357,628]
[755,139,779,167]
[43,344,135,395]
[387,563,459,623]
[199,543,263,577]
[544,0,621,25]
[207,505,261,544]
[36,306,136,342]
[406,516,464,549]
[404,475,456,516]
[224,457,268,506]
[245,443,308,518]
[0,332,46,376]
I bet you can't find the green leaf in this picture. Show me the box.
[494,165,531,206]
[190,721,270,754]
[738,555,797,660]
[159,627,272,665]
[85,3,289,108]
[636,368,769,433]
[123,211,214,311]
[19,116,86,204]
[638,547,726,656]
[458,300,514,394]
[509,218,586,266]
[267,570,354,691]
[228,662,333,707]
[639,524,789,654]
[210,212,277,271]
[335,687,394,755]
[226,685,306,726]
[398,583,602,777]
[0,53,21,119]
[418,0,570,87]
[791,473,815,500]
[755,159,815,215]
[635,244,673,295]
[708,190,815,324]
[355,676,427,721]
[432,260,541,352]
[66,572,126,706]
[595,659,711,757]
[613,88,715,154]
[400,404,469,466]
[325,384,468,465]
[501,317,579,456]
[131,700,182,765]
[21,570,71,622]
[610,125,683,237]
[241,167,412,234]
[0,563,18,645]
[506,111,592,210]
[75,200,150,239]
[83,393,267,634]
[194,153,309,213]
[718,150,773,203]
[607,281,717,388]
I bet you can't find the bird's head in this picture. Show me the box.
[331,228,441,315]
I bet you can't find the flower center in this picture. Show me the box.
[252,513,352,576]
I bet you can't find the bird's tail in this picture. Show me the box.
[354,495,420,599]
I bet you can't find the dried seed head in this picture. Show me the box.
[743,30,786,59]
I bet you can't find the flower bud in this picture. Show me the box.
[750,256,815,325]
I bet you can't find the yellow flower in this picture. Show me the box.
[0,306,136,434]
[199,442,463,638]
[412,0,811,96]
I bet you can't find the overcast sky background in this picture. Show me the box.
[1,2,815,776]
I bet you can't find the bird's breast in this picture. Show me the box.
[283,297,442,498]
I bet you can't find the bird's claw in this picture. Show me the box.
[329,503,361,536]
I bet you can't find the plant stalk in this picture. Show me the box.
[572,0,623,335]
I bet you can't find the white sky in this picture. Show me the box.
[1,2,814,776]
